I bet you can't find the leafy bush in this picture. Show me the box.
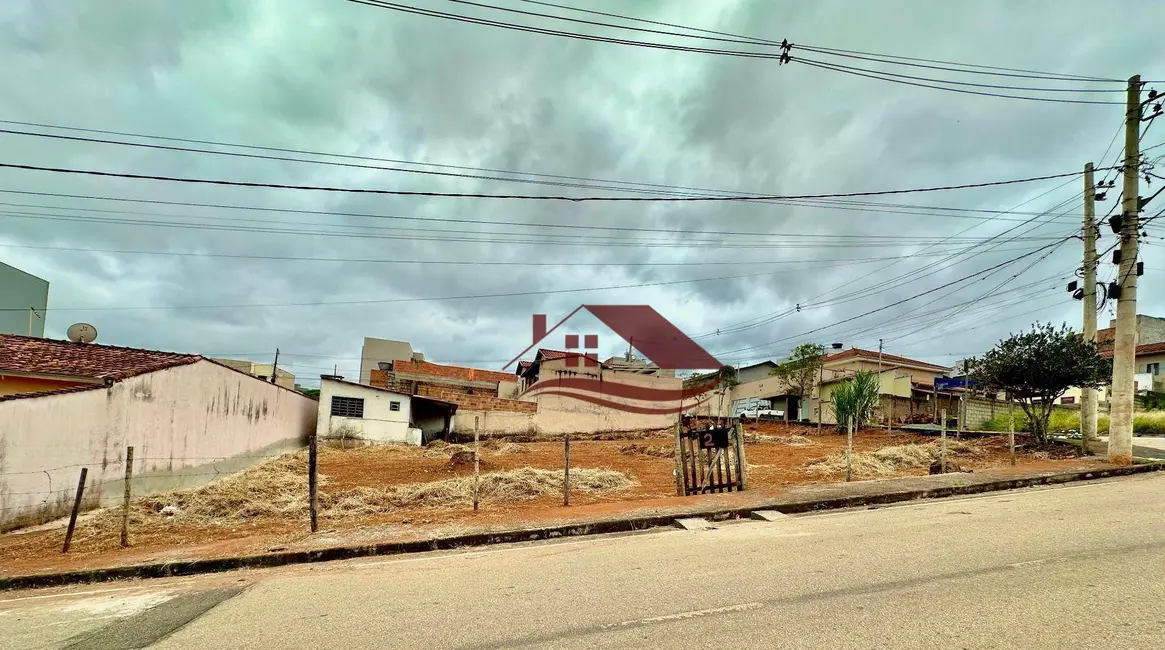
[832,371,880,430]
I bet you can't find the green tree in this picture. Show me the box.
[968,323,1110,445]
[832,371,880,430]
[771,343,826,420]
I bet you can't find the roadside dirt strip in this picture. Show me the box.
[2,461,1159,591]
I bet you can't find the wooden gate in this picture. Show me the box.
[674,422,747,495]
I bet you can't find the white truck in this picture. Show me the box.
[740,407,784,421]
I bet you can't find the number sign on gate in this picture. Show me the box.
[699,427,730,450]
[675,423,746,496]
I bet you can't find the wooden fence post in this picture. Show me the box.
[563,435,571,507]
[308,432,318,532]
[62,467,87,554]
[120,446,134,547]
[734,421,747,490]
[473,424,480,512]
[845,416,854,482]
[940,409,948,473]
[672,420,685,496]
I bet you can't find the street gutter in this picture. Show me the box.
[2,462,1162,591]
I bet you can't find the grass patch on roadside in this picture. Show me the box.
[981,409,1165,436]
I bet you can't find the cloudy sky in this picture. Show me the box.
[1,0,1163,385]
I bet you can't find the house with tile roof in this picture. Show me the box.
[812,347,952,425]
[0,334,317,530]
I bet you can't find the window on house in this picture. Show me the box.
[1061,396,1076,404]
[331,396,365,418]
[390,401,401,412]
[1148,363,1161,376]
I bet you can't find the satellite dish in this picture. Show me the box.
[67,323,98,344]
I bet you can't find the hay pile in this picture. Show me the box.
[326,467,635,515]
[422,442,470,459]
[134,450,320,521]
[806,440,981,479]
[84,448,636,528]
[751,434,814,446]
[426,440,530,458]
[619,443,675,458]
[482,439,531,454]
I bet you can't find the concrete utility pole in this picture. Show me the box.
[1109,75,1142,465]
[1081,162,1099,452]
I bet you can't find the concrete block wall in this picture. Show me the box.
[417,385,537,413]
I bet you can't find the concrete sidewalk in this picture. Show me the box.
[2,460,1161,591]
[1079,437,1165,460]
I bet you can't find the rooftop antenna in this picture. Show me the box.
[66,322,98,344]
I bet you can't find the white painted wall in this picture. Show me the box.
[317,379,416,444]
[0,360,318,530]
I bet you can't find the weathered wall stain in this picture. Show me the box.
[0,360,318,529]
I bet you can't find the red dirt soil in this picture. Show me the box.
[0,424,1095,578]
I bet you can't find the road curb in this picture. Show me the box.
[3,462,1161,591]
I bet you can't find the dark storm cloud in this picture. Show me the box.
[0,0,1162,378]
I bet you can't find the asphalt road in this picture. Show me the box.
[3,473,1164,649]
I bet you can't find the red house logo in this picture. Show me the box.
[505,305,725,416]
[505,305,722,371]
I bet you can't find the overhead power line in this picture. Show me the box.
[703,237,1073,359]
[2,208,1065,250]
[0,161,1104,201]
[513,0,1121,82]
[688,178,1083,340]
[791,56,1124,94]
[794,59,1124,106]
[345,0,1124,106]
[348,1,1124,104]
[0,120,1083,221]
[454,0,1122,94]
[0,242,1047,267]
[0,265,880,313]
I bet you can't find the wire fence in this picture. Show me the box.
[0,450,298,513]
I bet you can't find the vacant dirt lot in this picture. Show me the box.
[0,423,1092,577]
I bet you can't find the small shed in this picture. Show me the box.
[317,376,457,445]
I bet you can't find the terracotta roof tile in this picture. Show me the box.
[1101,341,1165,359]
[822,347,949,372]
[390,359,513,384]
[0,334,200,381]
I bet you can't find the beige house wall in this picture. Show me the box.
[451,408,672,437]
[0,360,318,530]
[359,337,414,384]
[211,359,295,390]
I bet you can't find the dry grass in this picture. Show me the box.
[79,448,635,530]
[485,441,531,455]
[326,468,635,516]
[422,442,469,459]
[426,440,530,458]
[806,440,981,479]
[750,434,814,446]
[618,443,675,458]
